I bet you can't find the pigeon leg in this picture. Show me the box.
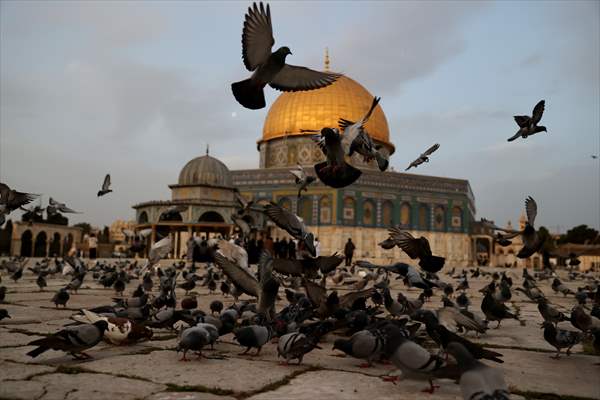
[381,375,402,384]
[551,350,561,359]
[421,379,440,394]
[357,362,372,368]
[195,351,203,360]
[179,351,190,362]
[566,347,572,356]
[254,346,262,356]
[495,321,501,329]
[239,347,251,356]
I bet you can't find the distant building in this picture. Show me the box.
[109,219,136,244]
[0,219,83,257]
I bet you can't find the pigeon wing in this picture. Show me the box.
[525,196,537,226]
[289,166,305,181]
[264,202,305,238]
[269,64,341,92]
[214,253,259,297]
[388,229,422,259]
[242,2,274,71]
[531,100,545,125]
[102,174,111,191]
[513,115,530,128]
[422,143,440,157]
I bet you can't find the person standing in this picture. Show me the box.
[280,237,289,259]
[344,238,355,266]
[287,239,296,260]
[88,233,98,260]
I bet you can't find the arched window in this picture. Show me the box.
[138,211,148,224]
[400,202,411,226]
[382,201,394,227]
[362,200,375,226]
[198,211,225,223]
[278,197,292,212]
[49,232,61,257]
[160,210,183,222]
[0,220,13,255]
[63,233,74,255]
[298,197,313,225]
[452,206,463,229]
[21,230,33,257]
[434,206,446,230]
[34,231,47,257]
[319,196,331,224]
[418,204,429,230]
[343,197,356,225]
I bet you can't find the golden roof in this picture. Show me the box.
[262,76,393,152]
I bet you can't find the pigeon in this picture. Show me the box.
[552,278,574,296]
[217,239,249,270]
[289,164,316,198]
[312,127,363,189]
[233,315,272,355]
[234,190,255,215]
[388,228,445,273]
[517,196,543,258]
[52,287,70,308]
[333,329,386,367]
[257,251,280,320]
[537,298,569,326]
[177,325,210,361]
[542,321,583,358]
[231,213,252,238]
[160,205,187,220]
[181,296,198,310]
[481,290,522,328]
[0,286,6,302]
[570,305,600,332]
[231,2,341,109]
[26,321,108,359]
[405,143,440,171]
[48,197,80,214]
[339,96,389,171]
[507,100,547,142]
[144,237,172,272]
[263,202,316,256]
[445,342,510,400]
[36,274,47,291]
[277,331,321,365]
[0,183,38,214]
[0,308,10,321]
[214,253,259,297]
[72,309,152,345]
[210,300,224,315]
[97,174,112,197]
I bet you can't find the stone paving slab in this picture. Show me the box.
[0,360,54,380]
[147,393,237,400]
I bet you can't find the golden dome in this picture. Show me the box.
[262,76,394,153]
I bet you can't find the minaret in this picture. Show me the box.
[324,47,330,72]
[206,144,209,156]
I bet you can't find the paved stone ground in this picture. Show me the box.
[1,258,599,400]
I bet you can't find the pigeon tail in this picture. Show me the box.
[314,162,361,189]
[374,152,389,172]
[232,78,266,110]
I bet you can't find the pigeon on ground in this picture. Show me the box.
[97,174,112,197]
[26,321,108,359]
[446,342,510,400]
[481,290,522,328]
[36,274,47,291]
[177,325,210,361]
[570,305,600,332]
[542,321,583,358]
[72,309,152,345]
[263,202,316,256]
[210,300,224,315]
[552,278,574,296]
[517,196,543,258]
[537,298,569,326]
[277,331,321,365]
[507,100,546,142]
[233,315,272,355]
[231,2,341,109]
[0,308,10,321]
[388,228,445,273]
[339,96,389,171]
[313,127,362,188]
[405,143,440,171]
[52,287,70,308]
[289,164,316,199]
[333,329,386,367]
[0,286,6,302]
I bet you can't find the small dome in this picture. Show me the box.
[178,154,232,187]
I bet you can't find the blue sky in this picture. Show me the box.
[1,0,598,231]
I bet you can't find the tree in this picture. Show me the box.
[538,226,556,252]
[558,225,599,245]
[74,222,92,235]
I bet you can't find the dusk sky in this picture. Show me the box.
[1,0,598,231]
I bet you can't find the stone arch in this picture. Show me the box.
[343,196,356,225]
[418,204,429,230]
[138,211,149,224]
[21,230,33,256]
[362,199,375,226]
[319,195,331,224]
[198,211,225,223]
[49,232,61,257]
[433,205,446,231]
[63,233,74,255]
[451,206,463,229]
[382,200,394,227]
[400,202,411,227]
[34,231,47,257]
[0,220,12,255]
[298,197,313,225]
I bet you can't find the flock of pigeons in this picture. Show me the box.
[0,2,598,400]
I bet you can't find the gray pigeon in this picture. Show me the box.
[263,202,316,256]
[333,329,385,367]
[48,197,80,214]
[339,96,389,171]
[177,325,210,361]
[405,143,440,171]
[233,315,272,355]
[446,342,510,400]
[257,251,280,321]
[97,174,112,197]
[214,253,259,297]
[52,287,70,308]
[517,196,543,258]
[313,127,362,188]
[507,100,546,142]
[0,182,38,213]
[26,321,108,359]
[0,308,10,321]
[277,332,321,365]
[231,2,341,109]
[289,164,316,199]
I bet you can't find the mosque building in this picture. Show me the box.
[132,54,482,266]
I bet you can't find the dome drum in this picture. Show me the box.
[177,154,233,188]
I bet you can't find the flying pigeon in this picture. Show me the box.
[0,183,38,223]
[48,197,80,214]
[507,100,547,142]
[405,143,440,171]
[143,237,172,272]
[289,164,316,199]
[339,96,389,171]
[263,202,316,256]
[97,174,112,197]
[516,196,543,258]
[313,127,362,188]
[26,321,108,359]
[231,2,341,109]
[388,228,445,273]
